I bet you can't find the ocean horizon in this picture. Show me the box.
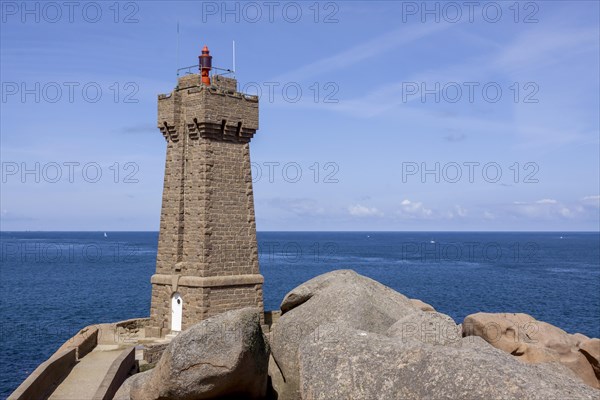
[1,230,599,397]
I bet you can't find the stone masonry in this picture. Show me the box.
[146,72,264,338]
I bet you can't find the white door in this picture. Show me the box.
[171,292,183,332]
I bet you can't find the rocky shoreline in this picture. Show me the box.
[116,269,600,399]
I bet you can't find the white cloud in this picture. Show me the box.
[348,204,382,217]
[446,205,468,219]
[511,199,583,219]
[582,195,600,207]
[536,199,558,204]
[397,199,433,219]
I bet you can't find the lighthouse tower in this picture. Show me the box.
[146,46,263,338]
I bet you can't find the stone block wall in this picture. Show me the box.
[149,281,264,336]
[212,75,237,92]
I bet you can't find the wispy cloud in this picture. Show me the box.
[536,199,558,205]
[283,23,598,151]
[483,211,496,220]
[582,195,600,207]
[263,197,325,216]
[348,204,383,217]
[271,22,458,82]
[444,133,467,143]
[491,26,599,75]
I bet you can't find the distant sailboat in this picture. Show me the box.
[104,232,108,238]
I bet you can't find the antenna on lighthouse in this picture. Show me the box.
[176,21,180,75]
[232,40,236,73]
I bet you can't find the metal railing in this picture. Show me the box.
[176,65,235,78]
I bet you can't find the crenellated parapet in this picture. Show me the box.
[157,75,258,143]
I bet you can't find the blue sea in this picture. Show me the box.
[1,231,599,398]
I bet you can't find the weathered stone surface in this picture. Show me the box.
[271,270,420,399]
[114,371,150,400]
[386,311,461,346]
[463,312,599,388]
[579,338,600,382]
[267,354,285,400]
[409,298,436,312]
[130,308,269,400]
[573,333,591,346]
[298,324,600,400]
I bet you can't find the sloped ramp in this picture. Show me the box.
[49,345,129,400]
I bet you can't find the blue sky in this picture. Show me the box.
[1,1,599,231]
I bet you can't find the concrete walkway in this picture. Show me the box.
[49,345,131,400]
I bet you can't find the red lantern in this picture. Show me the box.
[199,45,212,86]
